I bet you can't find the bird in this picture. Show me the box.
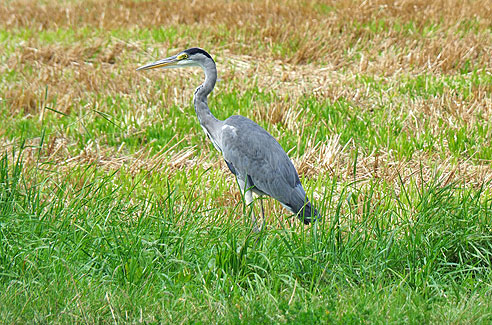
[137,47,320,230]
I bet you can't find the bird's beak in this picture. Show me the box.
[136,55,180,71]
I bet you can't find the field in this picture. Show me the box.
[1,0,492,322]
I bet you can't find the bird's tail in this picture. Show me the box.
[297,202,320,225]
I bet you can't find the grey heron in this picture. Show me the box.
[137,48,320,229]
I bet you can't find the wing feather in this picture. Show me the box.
[220,115,307,211]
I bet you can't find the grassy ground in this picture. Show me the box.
[1,0,492,322]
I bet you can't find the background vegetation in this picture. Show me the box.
[1,0,491,322]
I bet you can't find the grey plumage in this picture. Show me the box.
[137,47,319,228]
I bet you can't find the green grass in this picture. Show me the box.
[2,0,492,322]
[1,147,491,323]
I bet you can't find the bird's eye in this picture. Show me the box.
[178,53,188,60]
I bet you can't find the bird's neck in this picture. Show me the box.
[193,60,220,130]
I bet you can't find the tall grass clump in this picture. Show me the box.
[1,148,491,322]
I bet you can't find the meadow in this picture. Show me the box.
[1,0,492,322]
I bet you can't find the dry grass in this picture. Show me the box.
[2,0,492,69]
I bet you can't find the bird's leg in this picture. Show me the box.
[259,197,265,231]
[238,178,260,232]
[245,190,260,233]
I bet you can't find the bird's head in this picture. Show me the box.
[136,47,214,71]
